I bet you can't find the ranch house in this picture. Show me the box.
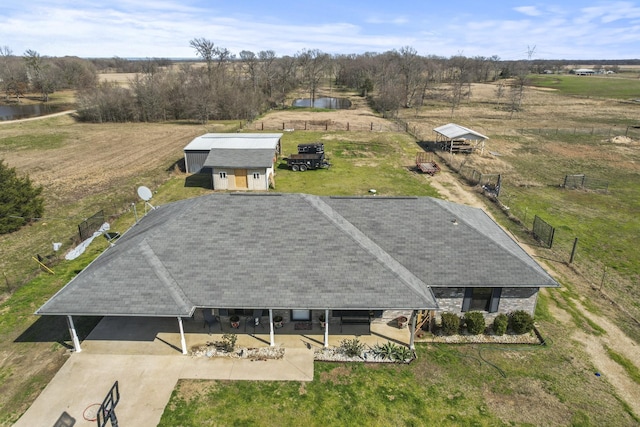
[183,133,282,190]
[37,193,559,354]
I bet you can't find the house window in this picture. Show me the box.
[253,173,260,179]
[462,288,501,312]
[219,172,227,179]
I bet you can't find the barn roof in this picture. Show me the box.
[203,148,275,168]
[183,133,282,151]
[36,193,558,318]
[433,123,488,141]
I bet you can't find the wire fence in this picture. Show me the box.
[517,127,640,138]
[249,120,406,132]
[562,174,609,192]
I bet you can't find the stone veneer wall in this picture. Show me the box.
[431,287,539,322]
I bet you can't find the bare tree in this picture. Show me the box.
[239,50,258,92]
[258,50,277,100]
[189,38,216,87]
[296,49,330,106]
[396,46,424,108]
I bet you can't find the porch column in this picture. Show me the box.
[66,315,82,353]
[177,317,187,355]
[409,310,417,350]
[269,309,275,347]
[324,309,329,348]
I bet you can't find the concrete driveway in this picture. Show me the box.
[14,317,314,427]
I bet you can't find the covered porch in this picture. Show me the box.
[72,309,421,356]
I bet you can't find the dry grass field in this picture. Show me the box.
[1,77,640,425]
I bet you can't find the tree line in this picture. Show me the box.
[1,39,626,125]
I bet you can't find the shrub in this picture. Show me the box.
[220,333,237,352]
[509,310,534,334]
[340,338,365,357]
[0,160,44,234]
[371,341,396,360]
[392,345,413,362]
[371,341,413,362]
[492,313,508,336]
[440,312,461,336]
[464,311,486,335]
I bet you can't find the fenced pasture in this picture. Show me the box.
[400,77,640,332]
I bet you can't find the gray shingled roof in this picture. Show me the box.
[36,193,558,317]
[203,148,275,168]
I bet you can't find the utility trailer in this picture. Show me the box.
[416,152,441,175]
[287,153,330,171]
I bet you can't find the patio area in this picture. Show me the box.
[79,310,415,356]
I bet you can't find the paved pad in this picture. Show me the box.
[15,349,313,427]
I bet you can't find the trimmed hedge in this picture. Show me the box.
[492,313,508,335]
[464,311,486,335]
[509,310,534,334]
[441,312,460,336]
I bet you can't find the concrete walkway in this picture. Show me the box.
[15,349,314,427]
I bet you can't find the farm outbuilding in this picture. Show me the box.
[183,133,282,191]
[433,123,488,154]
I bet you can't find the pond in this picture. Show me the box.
[292,97,351,109]
[0,103,53,121]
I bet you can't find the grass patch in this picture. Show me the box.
[160,337,638,426]
[0,133,67,150]
[604,346,640,386]
[276,131,438,197]
[529,74,640,99]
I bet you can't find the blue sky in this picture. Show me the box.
[1,1,639,59]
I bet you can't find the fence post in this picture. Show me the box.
[325,122,328,131]
[261,122,264,130]
[371,122,373,131]
[569,238,578,264]
[347,122,350,131]
[282,122,285,130]
[600,267,607,290]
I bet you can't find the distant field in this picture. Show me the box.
[529,74,640,99]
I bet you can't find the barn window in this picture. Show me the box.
[253,173,260,179]
[462,288,501,312]
[219,172,227,179]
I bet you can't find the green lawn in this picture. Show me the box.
[529,74,640,99]
[159,307,638,426]
[275,131,439,197]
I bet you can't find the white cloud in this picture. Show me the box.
[0,0,639,59]
[514,6,542,17]
[365,16,409,25]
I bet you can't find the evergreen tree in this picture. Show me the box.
[0,159,44,233]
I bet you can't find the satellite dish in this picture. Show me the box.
[137,186,153,201]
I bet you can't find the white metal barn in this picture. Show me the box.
[183,133,282,191]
